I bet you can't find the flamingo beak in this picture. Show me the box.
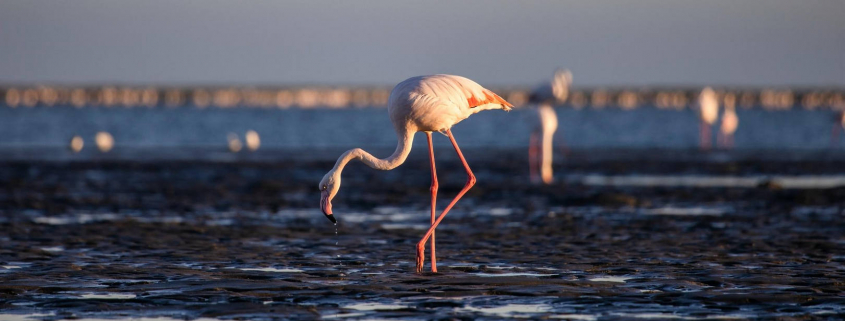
[320,190,336,223]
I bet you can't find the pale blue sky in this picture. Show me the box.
[0,1,843,87]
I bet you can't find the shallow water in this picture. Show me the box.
[1,159,844,320]
[1,107,844,157]
[579,174,845,189]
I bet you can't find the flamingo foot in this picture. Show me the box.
[415,243,425,273]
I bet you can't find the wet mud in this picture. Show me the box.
[1,156,844,320]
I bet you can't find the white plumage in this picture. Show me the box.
[389,74,512,134]
[698,87,719,125]
[697,87,720,150]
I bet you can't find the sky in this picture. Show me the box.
[0,0,843,87]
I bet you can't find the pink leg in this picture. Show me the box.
[559,131,570,157]
[425,132,438,273]
[699,121,711,151]
[699,122,705,150]
[727,134,734,149]
[416,129,476,273]
[716,131,722,149]
[529,132,539,183]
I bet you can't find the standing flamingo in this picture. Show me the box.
[319,75,513,273]
[718,93,739,149]
[697,87,719,150]
[527,69,571,184]
[832,111,845,147]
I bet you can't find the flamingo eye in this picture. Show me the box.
[322,185,327,190]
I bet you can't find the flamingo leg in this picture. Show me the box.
[699,121,705,150]
[529,132,539,184]
[699,121,711,151]
[416,128,476,273]
[725,133,734,149]
[540,130,554,184]
[559,130,570,157]
[425,132,438,273]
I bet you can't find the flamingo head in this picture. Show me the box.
[551,69,572,103]
[319,171,341,224]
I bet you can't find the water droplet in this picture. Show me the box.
[333,223,342,266]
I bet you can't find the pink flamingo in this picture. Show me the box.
[697,87,719,150]
[527,69,571,184]
[319,75,513,273]
[718,94,739,149]
[832,111,845,147]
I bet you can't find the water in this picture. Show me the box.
[579,174,845,189]
[0,107,843,157]
[334,223,343,267]
[238,267,304,273]
[588,276,633,283]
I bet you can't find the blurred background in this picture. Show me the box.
[0,0,844,159]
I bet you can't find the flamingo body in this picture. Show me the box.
[389,75,512,134]
[319,74,512,273]
[832,111,845,147]
[697,87,719,150]
[720,107,739,136]
[718,104,739,149]
[698,87,719,125]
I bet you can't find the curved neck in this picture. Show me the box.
[331,128,414,175]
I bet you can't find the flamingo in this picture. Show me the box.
[832,111,845,147]
[318,74,513,273]
[697,87,719,150]
[718,93,739,149]
[527,69,571,184]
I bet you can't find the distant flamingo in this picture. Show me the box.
[319,75,513,273]
[718,93,739,149]
[832,111,845,147]
[527,69,571,184]
[697,87,719,150]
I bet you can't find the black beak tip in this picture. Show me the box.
[326,214,337,224]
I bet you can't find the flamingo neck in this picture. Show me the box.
[331,127,414,175]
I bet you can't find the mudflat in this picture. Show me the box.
[1,156,844,320]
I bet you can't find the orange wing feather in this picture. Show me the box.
[467,90,513,108]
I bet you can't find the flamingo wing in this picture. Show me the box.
[467,89,513,110]
[420,74,512,110]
